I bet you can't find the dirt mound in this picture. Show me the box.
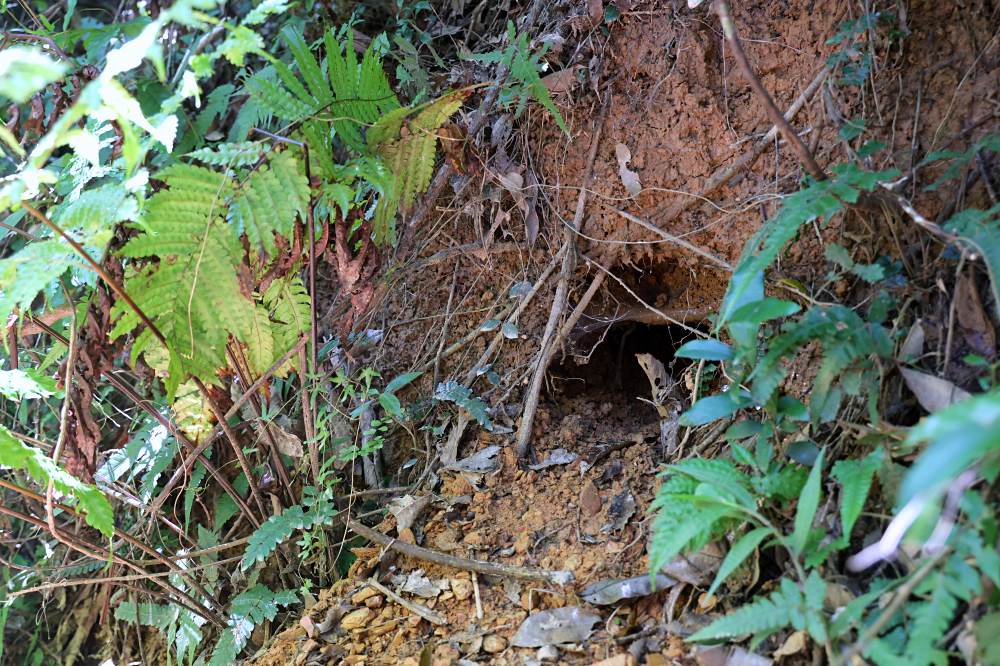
[263,0,1000,664]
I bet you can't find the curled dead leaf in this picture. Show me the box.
[615,143,642,197]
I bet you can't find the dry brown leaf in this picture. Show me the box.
[955,271,996,357]
[773,630,808,659]
[541,67,580,95]
[588,0,604,27]
[579,480,602,516]
[900,367,971,413]
[388,494,433,533]
[899,319,925,361]
[615,143,642,197]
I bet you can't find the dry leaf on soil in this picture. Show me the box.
[955,271,996,357]
[527,447,578,470]
[541,67,581,95]
[388,494,433,533]
[899,367,971,413]
[615,143,642,197]
[511,606,602,647]
[580,574,676,605]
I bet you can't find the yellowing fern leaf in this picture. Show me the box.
[372,91,466,244]
[113,166,254,399]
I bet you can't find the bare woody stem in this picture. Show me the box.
[716,0,828,182]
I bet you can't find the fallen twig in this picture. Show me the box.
[650,68,828,226]
[609,208,734,271]
[365,577,448,626]
[716,1,826,181]
[345,518,573,585]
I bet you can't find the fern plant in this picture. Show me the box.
[110,153,311,401]
[246,27,467,244]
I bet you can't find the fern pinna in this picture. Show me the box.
[110,151,311,403]
[246,27,467,244]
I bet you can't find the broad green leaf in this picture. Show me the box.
[899,390,1000,505]
[378,391,403,419]
[729,298,802,328]
[791,448,825,555]
[0,47,68,103]
[674,338,733,361]
[679,391,751,427]
[0,425,114,536]
[0,369,60,400]
[707,527,772,597]
[385,371,421,393]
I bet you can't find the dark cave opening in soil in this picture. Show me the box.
[550,321,706,404]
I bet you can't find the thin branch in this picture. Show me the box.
[345,518,573,585]
[715,0,827,181]
[515,98,610,458]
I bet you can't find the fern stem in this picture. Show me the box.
[0,502,228,628]
[26,303,263,531]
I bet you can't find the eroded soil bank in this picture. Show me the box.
[253,0,999,664]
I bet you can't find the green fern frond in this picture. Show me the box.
[112,165,256,399]
[688,585,795,641]
[322,30,399,152]
[262,275,311,365]
[186,141,267,167]
[242,504,314,570]
[246,70,315,122]
[242,305,275,377]
[720,165,900,324]
[281,27,331,105]
[229,151,310,255]
[112,155,311,398]
[903,575,957,663]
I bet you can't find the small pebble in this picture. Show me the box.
[483,634,507,653]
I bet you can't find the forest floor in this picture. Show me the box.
[242,1,999,665]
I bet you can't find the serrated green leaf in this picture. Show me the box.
[242,504,314,570]
[0,47,68,103]
[831,447,883,540]
[689,589,793,641]
[434,380,493,430]
[0,425,114,537]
